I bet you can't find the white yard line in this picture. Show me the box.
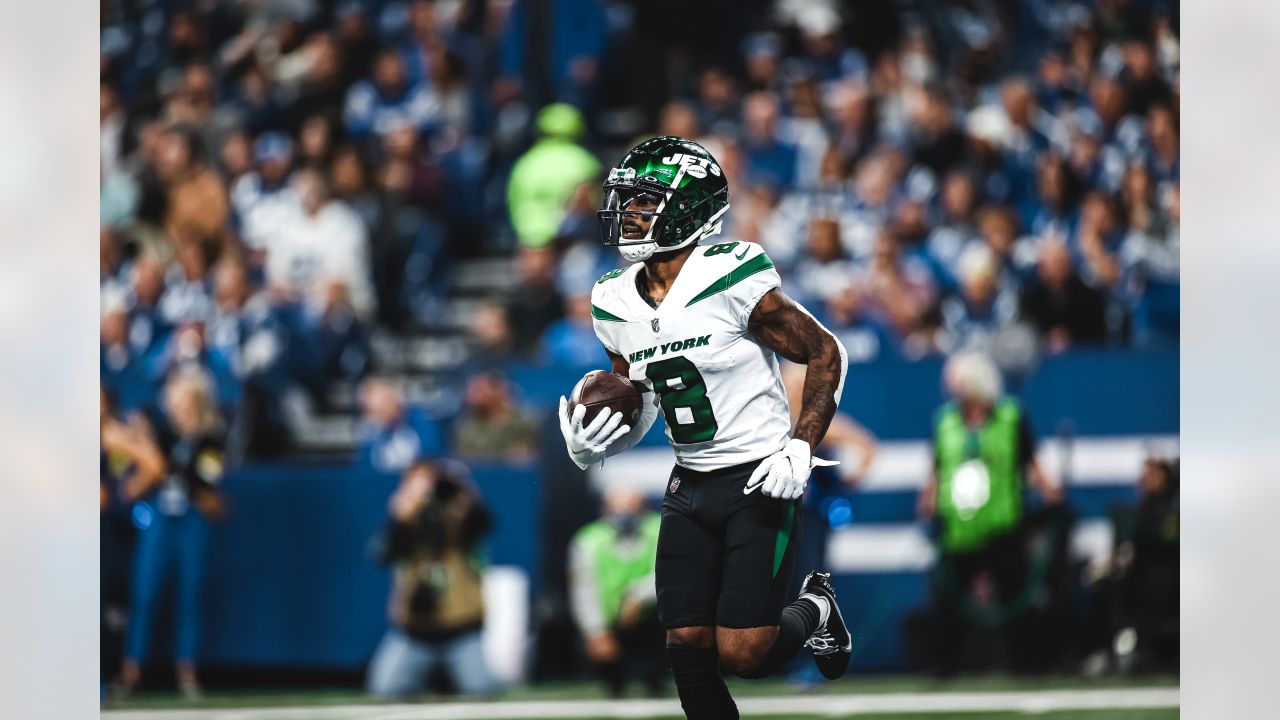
[103,687,1179,720]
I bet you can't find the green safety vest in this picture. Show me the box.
[934,399,1024,552]
[572,513,661,626]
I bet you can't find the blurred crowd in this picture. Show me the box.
[101,0,1180,461]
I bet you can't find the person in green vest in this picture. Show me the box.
[917,351,1062,675]
[568,485,666,697]
[506,103,601,249]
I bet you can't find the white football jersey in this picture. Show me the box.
[590,241,791,471]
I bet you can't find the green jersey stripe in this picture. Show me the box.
[684,252,775,307]
[591,304,627,323]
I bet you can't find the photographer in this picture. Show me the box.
[366,460,499,699]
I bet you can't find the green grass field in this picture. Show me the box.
[104,674,1179,719]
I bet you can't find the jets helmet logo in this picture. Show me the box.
[661,153,722,179]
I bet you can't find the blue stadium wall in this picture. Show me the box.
[155,349,1176,672]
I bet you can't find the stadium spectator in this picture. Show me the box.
[154,124,229,261]
[917,352,1061,675]
[540,293,611,368]
[740,91,799,193]
[205,259,291,455]
[357,377,448,476]
[120,370,227,700]
[506,104,601,249]
[344,48,439,143]
[505,246,565,357]
[938,244,1019,354]
[366,460,499,698]
[452,371,537,461]
[567,486,665,698]
[1019,238,1107,352]
[230,132,298,261]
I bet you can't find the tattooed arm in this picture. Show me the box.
[748,289,848,449]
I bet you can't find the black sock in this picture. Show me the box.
[732,597,823,680]
[665,644,739,720]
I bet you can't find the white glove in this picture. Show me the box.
[559,397,631,470]
[744,439,839,500]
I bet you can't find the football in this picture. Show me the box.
[569,370,644,428]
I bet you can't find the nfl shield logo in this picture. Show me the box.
[669,474,681,493]
[651,317,661,333]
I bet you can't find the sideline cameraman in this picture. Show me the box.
[366,460,499,698]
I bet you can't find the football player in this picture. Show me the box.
[558,137,852,719]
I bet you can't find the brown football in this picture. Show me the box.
[569,370,644,428]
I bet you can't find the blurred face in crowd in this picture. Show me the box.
[156,130,195,181]
[1038,240,1073,290]
[214,261,250,310]
[168,11,204,52]
[1089,77,1126,127]
[1080,192,1116,235]
[374,51,407,94]
[330,148,367,197]
[134,255,166,306]
[743,92,779,142]
[807,218,843,263]
[101,307,128,347]
[566,294,592,325]
[659,102,700,140]
[918,89,952,134]
[360,378,405,426]
[790,78,823,120]
[1123,162,1153,208]
[307,34,341,83]
[516,245,557,286]
[101,228,119,273]
[1000,78,1035,129]
[1038,52,1068,90]
[1140,458,1174,497]
[293,169,329,215]
[471,303,513,352]
[746,49,778,88]
[465,373,511,418]
[182,64,216,113]
[1036,148,1061,196]
[603,487,646,530]
[409,0,438,41]
[1124,41,1156,82]
[300,115,332,165]
[221,132,253,178]
[978,207,1017,257]
[401,462,439,500]
[165,376,207,436]
[1147,105,1177,156]
[383,123,419,160]
[941,172,975,221]
[871,232,901,273]
[699,68,734,109]
[817,146,848,186]
[828,82,868,130]
[960,252,998,306]
[175,240,207,282]
[101,82,120,121]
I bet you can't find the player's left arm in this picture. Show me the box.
[748,288,848,449]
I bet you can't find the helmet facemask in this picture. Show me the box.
[597,180,728,262]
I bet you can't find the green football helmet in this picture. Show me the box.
[597,136,731,262]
